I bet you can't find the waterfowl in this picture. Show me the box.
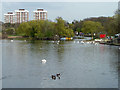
[56,73,60,79]
[41,59,46,63]
[58,76,60,79]
[95,43,98,45]
[52,41,55,43]
[92,41,95,44]
[51,75,56,80]
[11,40,13,42]
[81,41,84,44]
[77,41,79,43]
[56,73,60,77]
[86,42,90,44]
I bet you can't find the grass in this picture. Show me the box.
[0,33,1,35]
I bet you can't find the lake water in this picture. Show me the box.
[1,39,119,88]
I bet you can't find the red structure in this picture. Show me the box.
[100,34,106,38]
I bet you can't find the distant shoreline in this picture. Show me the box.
[1,34,120,46]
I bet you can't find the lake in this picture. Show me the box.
[1,39,119,88]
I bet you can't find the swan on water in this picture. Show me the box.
[89,42,92,44]
[77,41,79,43]
[86,42,90,44]
[51,41,55,43]
[92,41,95,44]
[81,41,84,44]
[11,40,13,42]
[41,59,46,63]
[95,43,98,45]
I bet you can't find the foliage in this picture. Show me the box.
[16,22,31,36]
[2,9,120,38]
[16,17,74,39]
[6,28,15,35]
[81,21,103,35]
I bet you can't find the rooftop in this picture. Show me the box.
[15,9,29,12]
[19,9,25,11]
[37,8,44,11]
[33,8,47,12]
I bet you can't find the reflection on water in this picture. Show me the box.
[2,39,119,88]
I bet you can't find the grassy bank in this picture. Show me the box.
[8,35,23,39]
[0,32,2,39]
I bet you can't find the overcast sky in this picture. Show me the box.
[2,2,118,22]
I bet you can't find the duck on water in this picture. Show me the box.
[51,73,61,80]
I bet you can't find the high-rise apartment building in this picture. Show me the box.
[33,9,47,20]
[4,8,47,23]
[15,9,29,23]
[4,12,15,24]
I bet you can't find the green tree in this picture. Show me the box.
[55,17,65,37]
[17,22,31,36]
[81,21,103,35]
[76,28,81,32]
[28,20,42,38]
[5,28,15,35]
[16,17,74,39]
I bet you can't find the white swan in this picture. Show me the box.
[77,41,79,43]
[41,59,46,63]
[92,41,95,44]
[86,42,90,44]
[52,41,55,43]
[81,41,84,44]
[95,43,98,45]
[11,40,13,42]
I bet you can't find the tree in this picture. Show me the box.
[72,20,83,32]
[17,22,31,36]
[55,17,65,37]
[6,17,75,39]
[6,28,15,35]
[81,21,103,35]
[28,20,42,38]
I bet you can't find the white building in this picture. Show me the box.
[4,12,15,24]
[33,8,47,20]
[15,9,29,23]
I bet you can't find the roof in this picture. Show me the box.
[15,9,29,12]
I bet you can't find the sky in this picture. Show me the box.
[1,0,120,2]
[1,2,118,22]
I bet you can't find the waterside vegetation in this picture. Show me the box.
[1,10,120,40]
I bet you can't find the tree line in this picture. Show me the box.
[2,17,74,40]
[2,9,120,39]
[70,10,120,36]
